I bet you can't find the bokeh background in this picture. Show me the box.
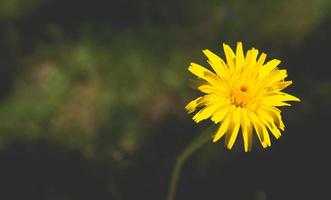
[0,0,330,199]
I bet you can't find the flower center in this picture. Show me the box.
[240,85,248,92]
[230,84,250,108]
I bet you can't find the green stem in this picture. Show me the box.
[166,127,214,200]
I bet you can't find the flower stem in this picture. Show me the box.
[166,127,214,200]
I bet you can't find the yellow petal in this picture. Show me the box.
[275,92,301,102]
[245,48,258,64]
[236,42,245,69]
[203,70,225,87]
[259,59,281,79]
[247,120,253,151]
[211,106,230,123]
[241,109,253,152]
[262,97,291,107]
[200,94,227,106]
[192,104,219,123]
[185,97,202,113]
[256,53,267,68]
[213,114,231,142]
[188,63,220,86]
[262,92,300,107]
[249,112,268,148]
[261,123,271,147]
[202,49,230,79]
[260,115,281,139]
[226,108,241,149]
[241,115,249,152]
[263,70,288,85]
[269,126,281,139]
[222,43,236,71]
[197,84,217,93]
[273,81,293,91]
[262,106,285,131]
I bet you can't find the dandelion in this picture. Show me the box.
[185,42,300,151]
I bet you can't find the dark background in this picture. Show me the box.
[0,0,330,199]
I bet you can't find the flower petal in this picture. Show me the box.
[202,49,230,79]
[260,114,281,139]
[262,92,300,106]
[241,109,253,152]
[213,114,231,142]
[249,112,268,148]
[256,53,267,68]
[211,106,230,123]
[200,94,227,106]
[224,108,240,149]
[262,69,288,85]
[185,97,202,113]
[262,106,285,131]
[259,59,281,79]
[192,104,220,123]
[188,63,223,87]
[197,84,217,94]
[274,92,301,102]
[273,81,293,91]
[261,123,271,147]
[245,48,259,64]
[222,43,236,71]
[236,42,245,70]
[188,62,212,78]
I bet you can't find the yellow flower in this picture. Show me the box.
[185,42,300,152]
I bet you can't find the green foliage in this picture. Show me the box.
[0,27,191,159]
[0,0,42,19]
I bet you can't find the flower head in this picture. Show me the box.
[185,42,300,152]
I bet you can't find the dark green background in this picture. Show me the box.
[0,0,330,199]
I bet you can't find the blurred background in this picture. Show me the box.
[0,0,330,199]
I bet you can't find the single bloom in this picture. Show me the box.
[185,42,300,152]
